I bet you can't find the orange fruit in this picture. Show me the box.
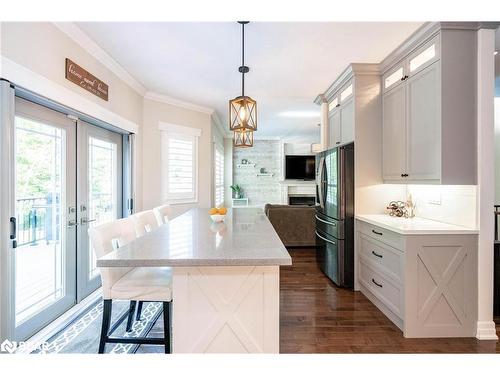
[218,207,227,215]
[209,207,219,215]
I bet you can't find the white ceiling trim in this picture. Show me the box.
[144,91,214,114]
[53,22,147,96]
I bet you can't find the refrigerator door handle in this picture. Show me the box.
[315,231,336,245]
[315,214,337,227]
[317,156,325,208]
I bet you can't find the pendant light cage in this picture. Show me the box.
[229,95,257,132]
[233,129,254,148]
[229,21,257,145]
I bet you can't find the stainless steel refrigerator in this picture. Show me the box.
[315,142,354,288]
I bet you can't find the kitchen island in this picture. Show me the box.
[97,208,292,353]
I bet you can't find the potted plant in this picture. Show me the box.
[230,184,243,199]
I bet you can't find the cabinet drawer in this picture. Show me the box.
[359,260,402,318]
[359,234,402,282]
[358,221,404,250]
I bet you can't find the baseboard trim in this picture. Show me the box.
[476,320,498,340]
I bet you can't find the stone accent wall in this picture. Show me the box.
[233,140,282,207]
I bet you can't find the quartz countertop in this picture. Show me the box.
[97,208,292,267]
[355,214,479,235]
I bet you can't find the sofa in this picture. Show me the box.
[264,204,316,247]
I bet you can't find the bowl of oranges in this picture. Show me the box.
[209,207,227,222]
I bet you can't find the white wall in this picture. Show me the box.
[140,97,212,218]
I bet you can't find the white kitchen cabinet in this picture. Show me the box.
[326,81,354,148]
[406,62,440,180]
[381,28,477,185]
[340,97,354,145]
[328,107,341,147]
[382,83,406,180]
[355,216,478,338]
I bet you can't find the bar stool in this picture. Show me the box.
[131,210,160,236]
[88,217,172,353]
[130,210,165,321]
[153,204,173,225]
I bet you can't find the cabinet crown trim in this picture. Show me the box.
[314,63,379,105]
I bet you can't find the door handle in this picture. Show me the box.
[68,220,78,227]
[315,215,337,226]
[315,231,336,246]
[10,217,17,248]
[80,218,96,225]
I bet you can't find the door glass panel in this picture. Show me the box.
[340,84,353,102]
[87,137,118,280]
[14,116,65,325]
[328,97,338,112]
[384,67,404,89]
[410,44,436,72]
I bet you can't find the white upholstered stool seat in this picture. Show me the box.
[108,267,172,302]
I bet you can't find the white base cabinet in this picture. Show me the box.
[356,219,478,338]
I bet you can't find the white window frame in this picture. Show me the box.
[159,122,202,204]
[214,143,224,207]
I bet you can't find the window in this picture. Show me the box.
[214,145,224,207]
[159,122,201,203]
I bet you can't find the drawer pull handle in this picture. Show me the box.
[372,229,383,236]
[372,278,383,288]
[371,251,383,258]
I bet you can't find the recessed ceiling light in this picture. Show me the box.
[279,111,320,118]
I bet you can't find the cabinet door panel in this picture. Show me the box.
[382,84,406,180]
[328,109,341,148]
[340,98,354,145]
[406,62,440,181]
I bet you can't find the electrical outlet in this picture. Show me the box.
[428,196,442,205]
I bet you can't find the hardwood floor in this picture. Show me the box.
[280,248,500,353]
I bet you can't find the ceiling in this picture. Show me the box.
[76,22,423,142]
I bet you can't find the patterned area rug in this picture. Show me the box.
[35,300,165,354]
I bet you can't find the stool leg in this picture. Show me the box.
[126,301,137,332]
[136,301,144,321]
[162,302,171,354]
[99,299,112,354]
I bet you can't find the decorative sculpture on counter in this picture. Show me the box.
[387,201,407,217]
[386,194,416,219]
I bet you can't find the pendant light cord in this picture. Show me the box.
[241,22,245,97]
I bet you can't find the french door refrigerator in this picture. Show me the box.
[315,142,354,288]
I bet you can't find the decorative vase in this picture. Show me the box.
[235,192,242,199]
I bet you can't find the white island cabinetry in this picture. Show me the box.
[356,215,478,338]
[97,208,292,353]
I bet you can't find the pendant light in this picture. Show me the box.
[229,21,257,147]
[233,128,254,148]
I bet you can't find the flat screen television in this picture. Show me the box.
[285,155,316,180]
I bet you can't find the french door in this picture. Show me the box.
[76,121,122,301]
[11,98,123,340]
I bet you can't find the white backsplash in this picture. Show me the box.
[406,184,477,229]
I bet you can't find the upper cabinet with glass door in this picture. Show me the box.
[380,24,479,185]
[326,80,355,148]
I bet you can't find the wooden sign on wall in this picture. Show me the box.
[65,58,109,101]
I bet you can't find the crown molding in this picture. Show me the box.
[53,22,147,96]
[144,91,214,114]
[211,110,231,138]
